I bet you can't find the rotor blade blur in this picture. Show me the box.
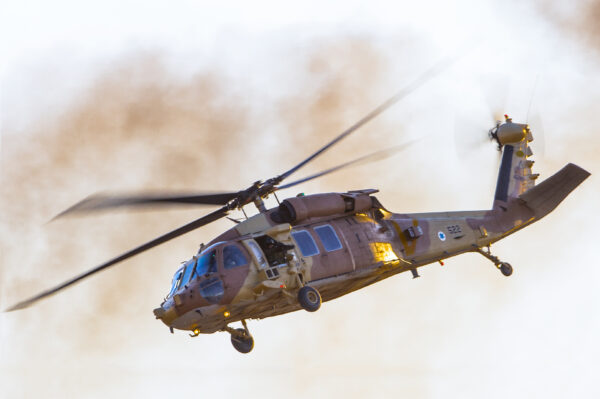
[277,140,418,190]
[528,113,546,159]
[480,73,510,123]
[275,49,470,184]
[454,114,492,159]
[6,206,229,312]
[52,191,239,220]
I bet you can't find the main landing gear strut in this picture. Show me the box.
[224,286,322,354]
[475,246,513,277]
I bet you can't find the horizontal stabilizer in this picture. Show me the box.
[519,163,590,220]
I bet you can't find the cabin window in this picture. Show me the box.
[314,225,343,252]
[223,245,248,269]
[291,230,319,257]
[255,235,294,267]
[195,250,217,276]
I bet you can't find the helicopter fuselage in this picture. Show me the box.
[153,190,534,335]
[153,123,591,342]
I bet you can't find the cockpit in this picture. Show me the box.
[167,243,220,298]
[166,241,252,305]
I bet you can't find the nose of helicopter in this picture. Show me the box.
[153,303,178,326]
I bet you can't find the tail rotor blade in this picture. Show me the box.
[454,115,492,159]
[480,73,510,124]
[528,113,546,159]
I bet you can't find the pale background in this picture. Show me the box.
[1,1,599,398]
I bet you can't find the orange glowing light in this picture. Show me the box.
[370,242,397,262]
[223,311,231,318]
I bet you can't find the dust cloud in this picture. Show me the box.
[2,20,599,396]
[1,36,427,396]
[535,0,600,51]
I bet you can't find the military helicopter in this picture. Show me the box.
[6,64,590,354]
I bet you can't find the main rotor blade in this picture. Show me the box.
[53,192,238,220]
[6,206,229,312]
[277,140,418,190]
[275,51,466,184]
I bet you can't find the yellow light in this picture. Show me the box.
[193,328,200,335]
[223,311,231,318]
[370,242,398,262]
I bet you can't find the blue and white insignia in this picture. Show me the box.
[437,231,446,241]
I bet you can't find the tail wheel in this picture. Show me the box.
[298,286,321,312]
[500,262,513,277]
[230,328,254,354]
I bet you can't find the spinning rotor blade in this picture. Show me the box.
[5,206,229,312]
[277,140,417,190]
[454,73,511,160]
[481,73,510,123]
[454,115,493,159]
[53,192,239,219]
[273,52,465,185]
[8,48,472,313]
[54,50,469,219]
[528,112,546,159]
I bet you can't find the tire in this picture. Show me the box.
[231,328,254,354]
[500,262,513,277]
[298,286,321,312]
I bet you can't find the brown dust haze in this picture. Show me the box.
[1,28,598,398]
[1,38,413,350]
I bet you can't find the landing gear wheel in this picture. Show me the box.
[298,286,321,312]
[230,328,254,354]
[500,262,513,277]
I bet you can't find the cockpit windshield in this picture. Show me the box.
[167,243,222,298]
[166,258,197,298]
[180,262,195,287]
[167,267,184,298]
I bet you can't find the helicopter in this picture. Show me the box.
[6,64,590,354]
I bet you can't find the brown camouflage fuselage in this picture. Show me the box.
[154,123,590,335]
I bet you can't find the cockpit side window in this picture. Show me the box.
[223,245,248,269]
[291,230,319,257]
[194,250,217,277]
[167,268,184,298]
[180,262,195,288]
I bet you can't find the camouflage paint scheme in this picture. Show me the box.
[154,123,590,338]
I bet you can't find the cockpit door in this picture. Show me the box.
[218,243,251,304]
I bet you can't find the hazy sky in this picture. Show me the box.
[1,1,599,398]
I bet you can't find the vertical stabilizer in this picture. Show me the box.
[492,118,539,209]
